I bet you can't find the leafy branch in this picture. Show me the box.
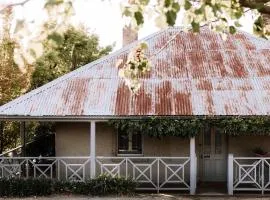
[109,116,270,138]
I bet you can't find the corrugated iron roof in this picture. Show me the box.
[1,27,270,119]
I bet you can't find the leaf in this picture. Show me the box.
[166,10,177,26]
[172,2,180,12]
[164,0,171,7]
[47,32,64,46]
[184,0,192,10]
[229,26,236,34]
[191,21,200,32]
[253,16,266,37]
[195,8,203,15]
[234,21,242,27]
[122,7,132,17]
[234,11,243,19]
[134,11,144,26]
[221,17,227,22]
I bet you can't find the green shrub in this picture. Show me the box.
[89,174,137,196]
[53,174,137,196]
[0,178,52,197]
[0,175,136,197]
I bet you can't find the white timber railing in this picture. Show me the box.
[0,157,91,182]
[228,154,270,195]
[0,156,192,192]
[96,156,191,192]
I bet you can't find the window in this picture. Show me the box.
[118,131,142,155]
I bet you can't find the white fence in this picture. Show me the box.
[96,157,191,192]
[0,156,191,192]
[0,157,91,181]
[228,155,270,194]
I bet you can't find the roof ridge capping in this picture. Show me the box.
[0,28,168,113]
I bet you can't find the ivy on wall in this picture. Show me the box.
[109,117,270,138]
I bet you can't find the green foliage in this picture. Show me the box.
[0,9,28,153]
[109,117,270,138]
[123,0,270,39]
[253,16,268,38]
[0,11,28,106]
[54,174,136,196]
[0,175,136,197]
[31,26,112,89]
[134,11,144,26]
[0,122,20,153]
[89,174,137,196]
[184,0,192,10]
[109,118,203,138]
[0,178,52,197]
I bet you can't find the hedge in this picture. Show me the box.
[0,174,137,197]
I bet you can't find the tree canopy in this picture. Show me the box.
[31,26,112,89]
[0,8,28,154]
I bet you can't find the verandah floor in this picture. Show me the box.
[197,182,227,195]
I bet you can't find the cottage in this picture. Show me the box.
[1,26,270,195]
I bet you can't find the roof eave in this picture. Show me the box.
[1,114,270,122]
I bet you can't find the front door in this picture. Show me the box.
[202,126,227,182]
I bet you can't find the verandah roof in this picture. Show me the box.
[1,27,270,120]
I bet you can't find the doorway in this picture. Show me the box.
[200,126,227,182]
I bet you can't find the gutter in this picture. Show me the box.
[1,115,270,121]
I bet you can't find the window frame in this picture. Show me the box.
[116,129,144,156]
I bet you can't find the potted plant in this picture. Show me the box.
[252,147,270,157]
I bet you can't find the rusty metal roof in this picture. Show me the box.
[1,27,270,120]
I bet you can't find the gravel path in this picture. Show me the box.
[2,194,270,200]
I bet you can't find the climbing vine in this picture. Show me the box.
[109,116,270,138]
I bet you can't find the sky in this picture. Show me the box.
[2,0,258,51]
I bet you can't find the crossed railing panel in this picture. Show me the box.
[96,156,190,191]
[233,157,270,194]
[0,157,91,182]
[0,156,191,191]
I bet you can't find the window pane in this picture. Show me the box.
[118,133,129,151]
[204,126,211,155]
[118,131,142,154]
[215,129,222,154]
[204,126,211,146]
[132,133,142,152]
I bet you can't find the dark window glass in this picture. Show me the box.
[118,131,142,154]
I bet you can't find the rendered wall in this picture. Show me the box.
[144,136,190,156]
[228,135,270,156]
[55,122,190,157]
[55,122,115,156]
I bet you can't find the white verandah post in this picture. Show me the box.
[190,137,196,195]
[228,153,234,195]
[90,121,96,178]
